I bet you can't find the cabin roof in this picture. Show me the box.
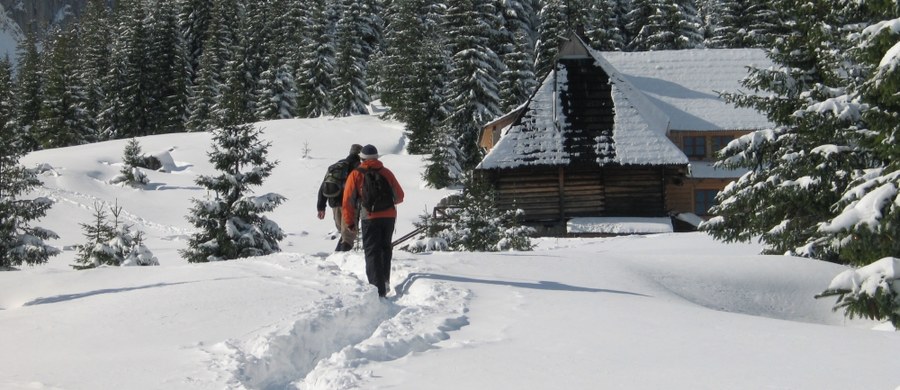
[478,35,773,171]
[597,48,773,132]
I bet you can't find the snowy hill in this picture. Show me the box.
[2,116,899,389]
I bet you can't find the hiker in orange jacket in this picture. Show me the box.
[342,144,404,297]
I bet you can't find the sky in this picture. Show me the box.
[1,114,898,390]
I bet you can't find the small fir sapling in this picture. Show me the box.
[110,138,150,186]
[73,201,158,269]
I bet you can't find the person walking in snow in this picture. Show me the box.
[342,144,404,297]
[317,144,363,251]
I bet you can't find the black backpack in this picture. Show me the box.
[358,167,394,212]
[321,159,351,198]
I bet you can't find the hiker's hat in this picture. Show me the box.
[359,144,378,160]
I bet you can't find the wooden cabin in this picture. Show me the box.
[476,34,772,235]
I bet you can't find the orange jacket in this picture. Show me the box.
[342,159,404,226]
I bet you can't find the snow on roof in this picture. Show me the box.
[479,37,772,171]
[595,51,688,166]
[478,72,569,169]
[479,48,687,169]
[597,48,774,132]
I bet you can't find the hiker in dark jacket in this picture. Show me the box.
[342,144,404,297]
[317,144,362,251]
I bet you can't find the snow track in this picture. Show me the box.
[35,185,194,238]
[211,252,471,390]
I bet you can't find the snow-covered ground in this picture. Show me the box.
[2,116,898,390]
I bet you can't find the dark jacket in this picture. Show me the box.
[317,153,361,210]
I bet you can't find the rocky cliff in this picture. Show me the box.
[0,0,89,34]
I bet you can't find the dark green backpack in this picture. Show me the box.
[321,159,350,198]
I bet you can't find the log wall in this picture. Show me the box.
[490,166,673,222]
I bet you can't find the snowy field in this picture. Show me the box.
[1,116,898,390]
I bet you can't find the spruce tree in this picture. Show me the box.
[535,0,568,78]
[708,0,779,48]
[0,58,59,269]
[584,0,627,51]
[14,30,43,152]
[295,0,335,118]
[629,0,703,50]
[181,120,285,263]
[427,0,503,187]
[332,0,372,116]
[423,126,462,188]
[178,0,213,85]
[75,0,113,140]
[378,0,448,154]
[73,202,117,269]
[111,138,150,187]
[499,31,537,112]
[145,0,191,135]
[255,64,298,120]
[809,1,900,327]
[702,0,873,259]
[35,28,95,148]
[185,0,236,131]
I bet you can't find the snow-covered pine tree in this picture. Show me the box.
[121,231,159,266]
[810,2,900,327]
[494,0,537,113]
[145,0,191,135]
[624,0,656,50]
[185,0,235,132]
[108,0,155,139]
[332,0,372,116]
[0,58,59,269]
[707,0,779,48]
[178,0,213,85]
[110,138,150,187]
[702,0,873,259]
[295,0,335,118]
[73,202,117,269]
[252,1,298,121]
[426,0,503,187]
[535,0,568,78]
[415,172,534,251]
[35,27,96,148]
[378,0,448,154]
[13,30,42,152]
[584,0,627,51]
[499,31,537,112]
[74,201,157,268]
[215,1,257,128]
[74,0,113,140]
[629,0,703,50]
[423,125,463,188]
[181,120,285,263]
[255,64,298,120]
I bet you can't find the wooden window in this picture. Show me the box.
[683,136,706,159]
[694,189,719,215]
[711,135,734,153]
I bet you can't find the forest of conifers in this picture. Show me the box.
[4,0,773,158]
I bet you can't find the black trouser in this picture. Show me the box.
[361,217,395,297]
